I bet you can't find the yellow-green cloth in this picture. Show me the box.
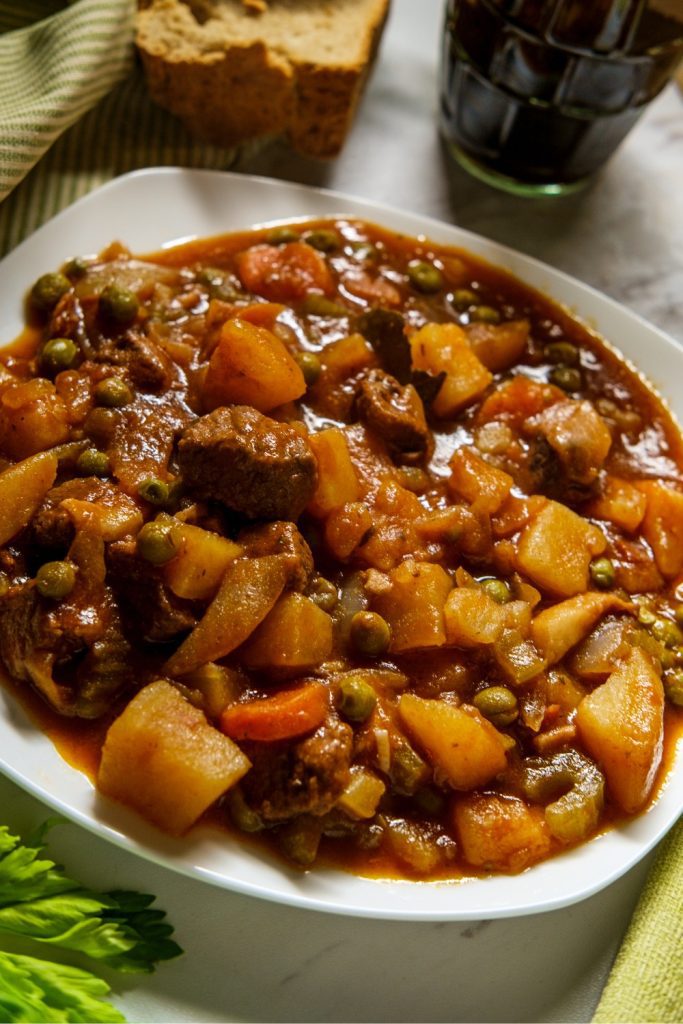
[0,0,248,258]
[593,817,683,1023]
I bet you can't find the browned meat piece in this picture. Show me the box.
[240,715,353,822]
[0,582,132,718]
[356,369,431,461]
[31,477,113,551]
[107,538,197,643]
[524,400,612,488]
[94,329,174,391]
[238,521,314,591]
[177,406,318,521]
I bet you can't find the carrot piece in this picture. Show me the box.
[220,682,329,742]
[235,301,287,328]
[236,242,334,302]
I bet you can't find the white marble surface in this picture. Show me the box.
[2,2,682,1022]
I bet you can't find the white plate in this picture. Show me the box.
[0,167,681,921]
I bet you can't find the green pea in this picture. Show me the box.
[305,229,340,253]
[590,557,616,590]
[36,560,76,600]
[397,466,430,493]
[407,260,444,294]
[295,351,322,386]
[338,675,377,722]
[350,241,379,262]
[545,341,580,367]
[138,477,170,506]
[84,407,118,446]
[94,376,133,408]
[30,272,70,312]
[651,617,683,648]
[196,267,226,287]
[470,305,501,324]
[481,577,511,604]
[64,257,89,281]
[638,605,656,627]
[550,365,582,392]
[663,668,683,707]
[136,520,181,565]
[99,284,139,326]
[301,294,348,317]
[76,448,110,477]
[473,686,518,728]
[307,576,338,612]
[266,226,299,245]
[451,288,477,309]
[196,267,241,302]
[349,611,391,657]
[39,337,79,376]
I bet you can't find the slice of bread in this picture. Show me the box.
[135,0,391,158]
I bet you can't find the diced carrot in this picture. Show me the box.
[236,243,334,302]
[235,301,287,328]
[220,682,329,742]
[476,377,563,428]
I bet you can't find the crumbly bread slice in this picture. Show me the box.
[135,0,391,158]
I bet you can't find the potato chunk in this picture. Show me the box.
[98,680,250,835]
[307,427,361,517]
[0,450,57,546]
[444,586,507,647]
[371,560,452,652]
[576,647,664,813]
[453,793,551,873]
[447,447,513,513]
[409,323,492,417]
[203,317,306,413]
[398,694,507,789]
[516,499,606,597]
[165,523,242,601]
[638,481,683,578]
[241,593,334,672]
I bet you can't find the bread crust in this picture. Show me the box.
[136,0,391,157]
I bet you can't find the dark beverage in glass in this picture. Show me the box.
[440,0,683,195]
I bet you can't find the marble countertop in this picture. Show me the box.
[2,2,682,1022]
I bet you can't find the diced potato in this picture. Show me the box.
[492,494,547,538]
[98,679,251,835]
[318,333,375,385]
[61,495,143,542]
[453,793,551,873]
[531,592,633,665]
[0,450,58,546]
[638,481,683,578]
[165,554,288,676]
[447,447,513,513]
[324,501,374,560]
[382,816,454,875]
[465,319,530,371]
[371,560,452,652]
[585,476,647,533]
[444,586,507,647]
[203,317,306,412]
[576,647,664,813]
[516,499,606,597]
[337,767,386,819]
[0,379,69,458]
[398,694,507,789]
[307,427,361,517]
[240,593,334,672]
[409,323,492,418]
[164,522,242,601]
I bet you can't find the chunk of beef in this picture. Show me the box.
[107,538,197,643]
[94,329,174,392]
[238,521,314,591]
[178,406,318,521]
[31,477,114,552]
[356,369,431,461]
[240,715,353,822]
[525,400,612,487]
[0,582,132,718]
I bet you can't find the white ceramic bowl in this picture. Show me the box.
[0,168,681,920]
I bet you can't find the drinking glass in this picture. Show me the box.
[440,0,683,195]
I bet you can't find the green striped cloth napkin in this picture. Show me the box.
[0,0,247,257]
[592,817,683,1024]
